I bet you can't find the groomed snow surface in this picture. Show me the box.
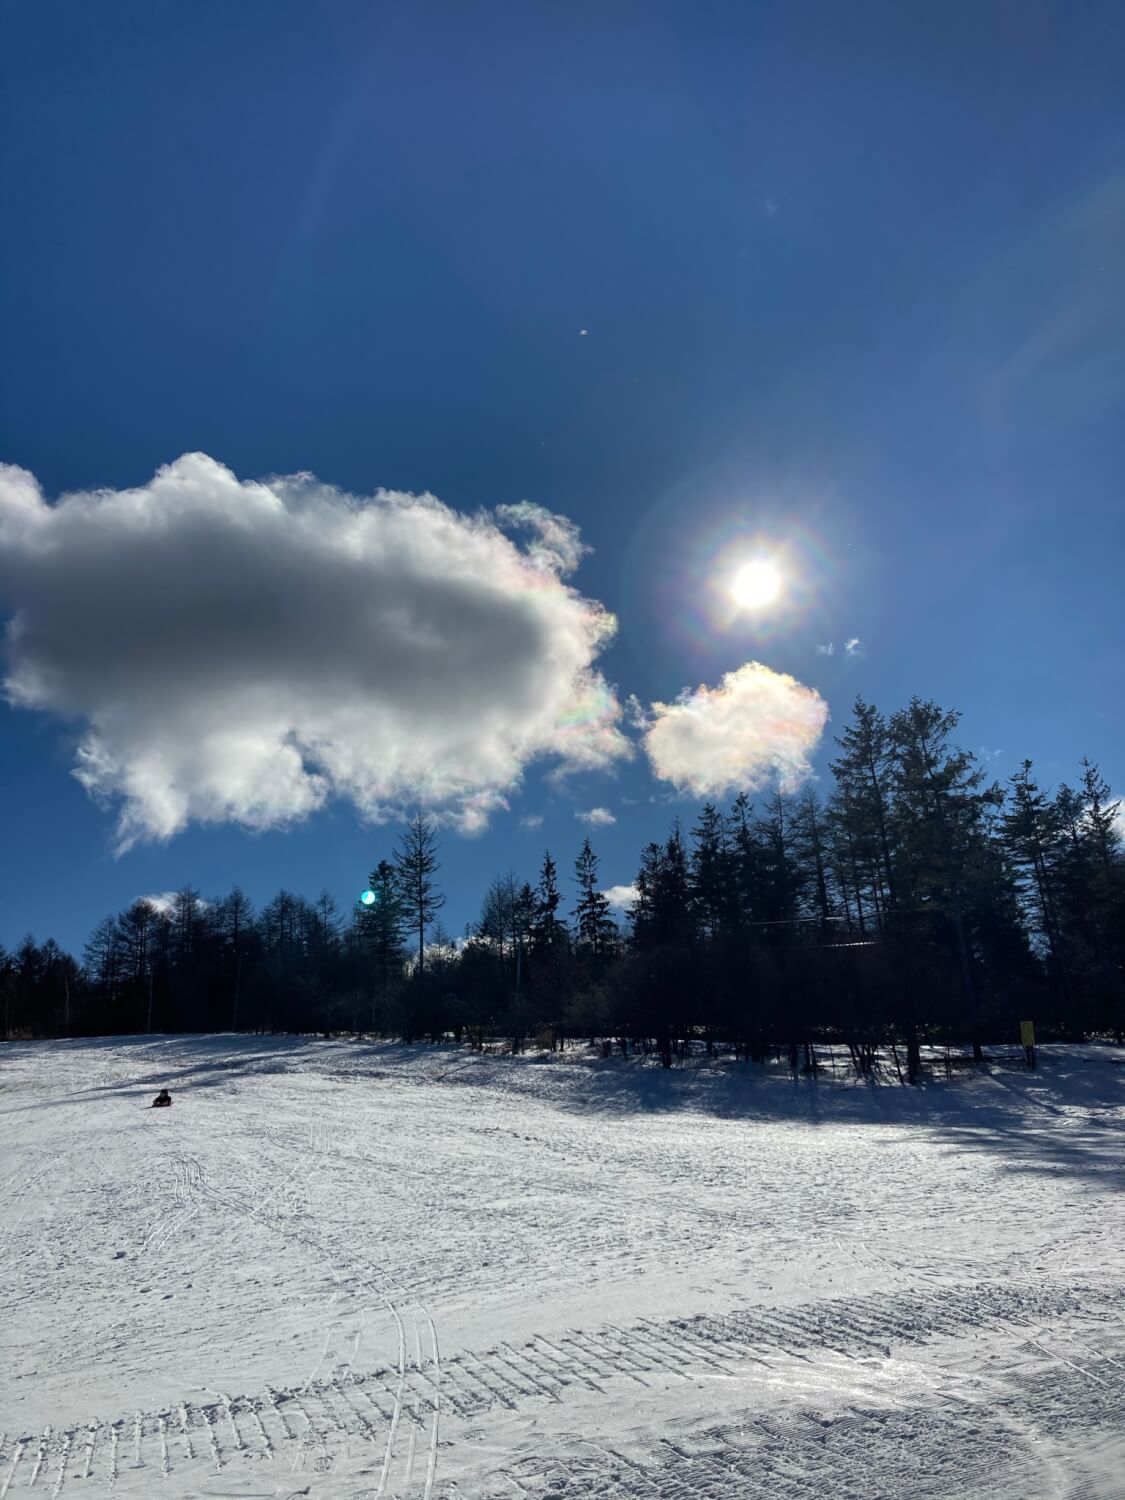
[1,1038,1122,1500]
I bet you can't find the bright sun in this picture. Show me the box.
[731,558,783,610]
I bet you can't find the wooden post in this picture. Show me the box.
[1020,1019,1036,1070]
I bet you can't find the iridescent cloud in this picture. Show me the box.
[642,662,829,798]
[0,454,629,848]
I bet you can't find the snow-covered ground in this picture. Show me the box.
[1,1036,1121,1499]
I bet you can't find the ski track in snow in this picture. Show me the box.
[0,1036,1121,1498]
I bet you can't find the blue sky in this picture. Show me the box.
[1,0,1123,958]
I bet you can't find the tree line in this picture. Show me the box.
[3,696,1122,1079]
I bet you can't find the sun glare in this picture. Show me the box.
[731,559,782,610]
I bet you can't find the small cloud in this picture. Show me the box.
[623,693,650,730]
[816,643,835,657]
[579,329,588,336]
[603,883,638,911]
[137,892,177,915]
[764,197,779,218]
[576,806,616,827]
[641,661,829,799]
[979,746,1004,762]
[417,936,458,967]
[493,500,588,575]
[519,813,544,831]
[436,789,509,836]
[136,892,209,915]
[844,638,861,655]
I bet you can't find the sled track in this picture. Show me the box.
[248,1115,805,1308]
[0,1155,64,1281]
[188,1138,444,1495]
[138,1154,202,1259]
[4,1276,1119,1491]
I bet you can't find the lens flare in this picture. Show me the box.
[360,889,376,906]
[618,475,841,667]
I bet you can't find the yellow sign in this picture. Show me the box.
[1020,1020,1036,1048]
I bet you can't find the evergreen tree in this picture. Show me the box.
[394,814,445,975]
[826,785,875,935]
[654,822,693,946]
[888,698,1013,1059]
[531,850,568,955]
[830,697,898,919]
[1080,758,1124,881]
[573,838,616,967]
[690,802,733,941]
[630,841,663,949]
[0,943,13,1040]
[529,851,570,1045]
[726,792,763,928]
[1054,763,1125,1034]
[1001,761,1070,1000]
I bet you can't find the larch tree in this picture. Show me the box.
[360,859,406,1023]
[792,787,834,925]
[754,791,807,929]
[83,916,123,1012]
[220,886,255,1030]
[172,886,203,970]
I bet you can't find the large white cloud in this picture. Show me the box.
[641,661,828,799]
[0,454,630,849]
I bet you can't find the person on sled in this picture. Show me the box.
[151,1088,172,1108]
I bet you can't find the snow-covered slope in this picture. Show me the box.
[1,1037,1121,1498]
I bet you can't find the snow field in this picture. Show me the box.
[0,1036,1122,1498]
